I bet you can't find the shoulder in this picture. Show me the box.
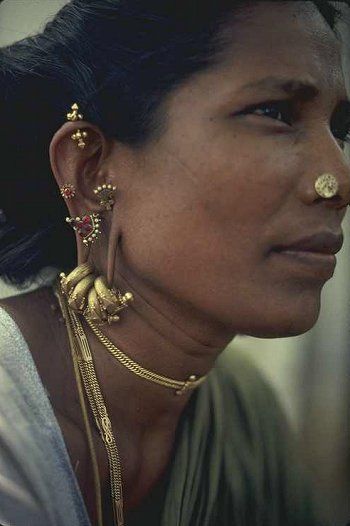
[0,286,56,347]
[0,293,91,526]
[0,287,59,414]
[0,286,77,419]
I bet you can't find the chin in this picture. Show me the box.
[236,292,322,339]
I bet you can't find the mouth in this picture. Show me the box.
[271,247,337,280]
[269,230,343,280]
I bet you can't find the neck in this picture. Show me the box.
[73,269,235,436]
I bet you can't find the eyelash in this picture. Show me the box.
[245,100,293,125]
[241,100,350,145]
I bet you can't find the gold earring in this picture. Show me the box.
[93,183,117,210]
[66,103,83,122]
[315,173,339,199]
[66,213,102,246]
[59,263,134,325]
[71,130,88,149]
[60,262,94,295]
[66,102,88,149]
[60,183,76,199]
[91,276,133,322]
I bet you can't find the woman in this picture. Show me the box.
[0,0,349,525]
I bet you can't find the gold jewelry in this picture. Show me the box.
[85,318,208,396]
[66,213,102,246]
[315,173,339,198]
[60,183,76,199]
[60,262,94,296]
[71,129,88,149]
[93,183,117,211]
[66,102,88,149]
[67,103,83,122]
[54,280,124,526]
[53,284,104,526]
[60,263,134,325]
[93,276,133,318]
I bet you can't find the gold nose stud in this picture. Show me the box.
[314,173,339,198]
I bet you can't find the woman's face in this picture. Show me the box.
[111,1,350,339]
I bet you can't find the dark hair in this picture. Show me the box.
[0,0,344,287]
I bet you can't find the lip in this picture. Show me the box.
[275,249,336,274]
[271,231,343,279]
[273,231,344,255]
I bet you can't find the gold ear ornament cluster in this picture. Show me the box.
[66,102,88,149]
[59,262,134,325]
[64,181,117,246]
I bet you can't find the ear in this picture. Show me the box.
[49,120,117,265]
[49,120,115,216]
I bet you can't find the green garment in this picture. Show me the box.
[0,301,325,526]
[126,350,325,526]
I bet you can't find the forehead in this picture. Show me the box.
[213,1,347,101]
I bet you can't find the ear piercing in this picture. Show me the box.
[63,182,116,247]
[66,213,102,246]
[66,103,88,149]
[93,183,117,210]
[66,103,83,122]
[71,129,88,149]
[60,183,76,199]
[63,103,117,247]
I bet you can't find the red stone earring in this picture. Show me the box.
[66,213,102,246]
[60,183,76,200]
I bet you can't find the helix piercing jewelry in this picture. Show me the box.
[66,102,88,149]
[66,213,102,246]
[71,130,88,149]
[314,173,339,199]
[66,103,83,122]
[60,183,76,200]
[93,183,117,210]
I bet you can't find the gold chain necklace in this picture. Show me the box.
[55,282,125,526]
[86,318,208,396]
[55,274,208,525]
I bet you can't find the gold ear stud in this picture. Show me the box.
[66,102,88,149]
[93,183,117,210]
[71,129,88,149]
[66,103,83,122]
[60,183,76,199]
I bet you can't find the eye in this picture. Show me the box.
[237,100,294,126]
[331,124,350,146]
[330,106,350,147]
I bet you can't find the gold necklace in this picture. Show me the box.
[55,282,124,526]
[86,318,208,396]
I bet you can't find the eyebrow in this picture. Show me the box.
[239,75,350,105]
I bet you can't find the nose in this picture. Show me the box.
[299,132,350,210]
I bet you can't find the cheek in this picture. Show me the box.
[121,150,288,300]
[120,136,314,335]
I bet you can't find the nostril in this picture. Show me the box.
[315,195,343,204]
